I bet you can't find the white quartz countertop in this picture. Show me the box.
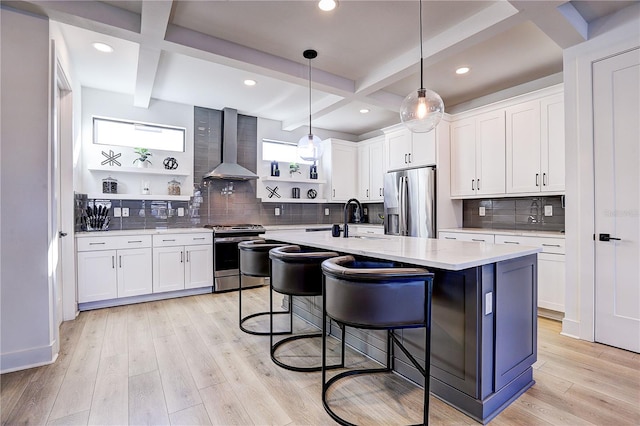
[439,228,565,239]
[262,230,540,271]
[264,223,383,231]
[75,227,213,238]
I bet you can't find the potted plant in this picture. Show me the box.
[133,148,152,167]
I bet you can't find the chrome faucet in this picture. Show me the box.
[343,198,362,238]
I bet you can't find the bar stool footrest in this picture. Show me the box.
[240,310,292,336]
[271,332,344,372]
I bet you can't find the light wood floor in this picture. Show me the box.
[2,287,639,425]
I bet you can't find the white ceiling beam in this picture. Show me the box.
[134,1,173,108]
[507,1,588,48]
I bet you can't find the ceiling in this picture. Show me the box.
[5,0,637,138]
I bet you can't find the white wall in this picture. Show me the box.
[79,88,194,198]
[562,3,640,339]
[1,6,57,372]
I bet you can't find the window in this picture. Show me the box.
[262,139,313,165]
[93,116,186,152]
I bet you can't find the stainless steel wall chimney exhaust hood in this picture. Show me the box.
[204,108,258,180]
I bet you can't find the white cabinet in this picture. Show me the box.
[152,233,213,293]
[438,231,495,243]
[450,110,506,197]
[494,234,565,313]
[505,94,565,194]
[321,138,358,202]
[349,225,385,235]
[385,127,436,171]
[77,235,153,303]
[357,136,385,202]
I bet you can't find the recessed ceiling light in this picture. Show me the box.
[92,42,114,53]
[244,79,257,86]
[318,0,337,11]
[360,108,370,114]
[456,66,470,75]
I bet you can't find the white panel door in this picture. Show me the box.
[411,129,436,167]
[331,144,358,202]
[386,129,412,171]
[153,246,185,293]
[369,140,385,201]
[357,144,370,200]
[594,48,640,353]
[117,248,153,298]
[450,118,476,197]
[538,253,565,312]
[541,94,565,192]
[185,244,213,289]
[476,111,506,196]
[506,101,540,194]
[77,250,117,302]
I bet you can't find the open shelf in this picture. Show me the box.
[87,193,191,201]
[89,165,190,177]
[260,197,327,203]
[260,176,326,184]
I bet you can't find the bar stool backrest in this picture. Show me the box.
[269,245,339,296]
[239,239,287,277]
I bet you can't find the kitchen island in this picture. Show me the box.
[263,230,540,424]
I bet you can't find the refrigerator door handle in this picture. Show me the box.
[399,176,408,235]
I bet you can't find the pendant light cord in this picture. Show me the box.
[308,57,312,135]
[419,0,424,90]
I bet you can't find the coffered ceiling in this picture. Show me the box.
[4,0,637,137]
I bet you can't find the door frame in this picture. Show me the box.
[563,10,640,342]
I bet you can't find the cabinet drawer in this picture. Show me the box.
[77,235,152,251]
[439,232,495,243]
[152,233,212,247]
[494,235,565,254]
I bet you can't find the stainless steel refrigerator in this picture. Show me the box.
[384,166,436,237]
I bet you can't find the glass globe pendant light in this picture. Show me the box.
[297,49,324,178]
[399,0,444,133]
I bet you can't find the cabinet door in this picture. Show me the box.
[357,144,371,200]
[330,144,358,202]
[476,110,506,196]
[77,250,117,302]
[117,248,152,298]
[506,101,541,194]
[386,129,412,171]
[540,94,565,193]
[410,130,436,167]
[450,118,477,197]
[537,253,565,312]
[369,140,385,201]
[185,244,213,289]
[153,246,185,293]
[439,231,495,243]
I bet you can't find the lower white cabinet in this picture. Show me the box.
[77,235,152,303]
[152,233,213,293]
[438,231,495,243]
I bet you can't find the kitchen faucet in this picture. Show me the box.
[343,198,362,238]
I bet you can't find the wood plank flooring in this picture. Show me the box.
[2,287,639,425]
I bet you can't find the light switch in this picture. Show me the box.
[275,207,281,216]
[122,207,130,217]
[113,207,122,217]
[324,208,330,216]
[544,205,553,216]
[479,206,486,217]
[177,207,185,217]
[485,292,493,315]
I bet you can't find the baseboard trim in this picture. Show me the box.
[1,341,58,374]
[561,318,580,339]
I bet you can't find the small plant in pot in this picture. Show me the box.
[133,148,152,167]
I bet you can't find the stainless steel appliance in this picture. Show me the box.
[204,224,266,291]
[383,166,436,237]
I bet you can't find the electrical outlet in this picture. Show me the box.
[275,207,281,216]
[544,205,553,216]
[479,206,486,217]
[113,207,122,217]
[177,207,184,217]
[324,208,330,216]
[122,207,130,217]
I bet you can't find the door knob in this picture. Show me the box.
[59,231,68,238]
[599,233,621,242]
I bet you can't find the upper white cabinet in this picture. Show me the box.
[385,126,436,171]
[322,138,358,202]
[506,94,565,194]
[450,110,506,197]
[357,136,385,202]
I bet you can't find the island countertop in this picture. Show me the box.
[262,230,540,271]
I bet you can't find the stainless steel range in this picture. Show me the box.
[204,224,266,292]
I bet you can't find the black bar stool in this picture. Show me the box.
[269,245,345,372]
[320,255,434,426]
[238,239,290,335]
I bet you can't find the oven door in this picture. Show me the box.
[213,235,263,291]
